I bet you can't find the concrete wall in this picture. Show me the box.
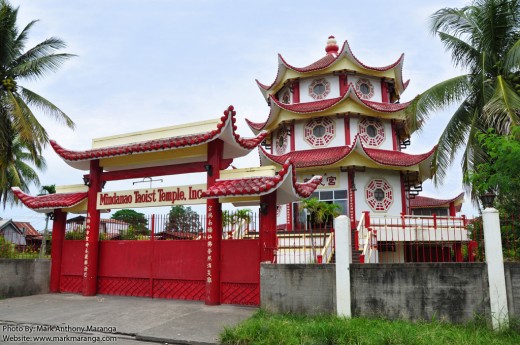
[505,263,520,318]
[261,263,492,323]
[350,263,490,323]
[0,259,50,298]
[261,264,336,315]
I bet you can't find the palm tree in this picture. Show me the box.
[406,0,520,196]
[0,135,45,208]
[0,0,75,205]
[38,184,55,257]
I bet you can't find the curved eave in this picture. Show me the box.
[247,86,410,134]
[260,137,435,179]
[51,106,267,171]
[202,160,322,205]
[11,187,88,213]
[256,39,408,99]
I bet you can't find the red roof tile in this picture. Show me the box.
[12,187,87,212]
[51,106,267,167]
[261,137,436,169]
[260,146,354,168]
[257,39,408,95]
[202,160,322,199]
[410,193,464,208]
[361,146,436,167]
[247,86,410,133]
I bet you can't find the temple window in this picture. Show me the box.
[308,78,331,100]
[365,179,393,212]
[355,78,375,100]
[359,117,385,147]
[304,117,335,147]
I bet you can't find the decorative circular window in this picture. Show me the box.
[359,118,385,147]
[281,90,291,104]
[365,179,393,212]
[308,78,331,100]
[275,126,288,154]
[355,78,375,100]
[304,117,335,147]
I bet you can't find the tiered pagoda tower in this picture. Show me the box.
[248,36,436,230]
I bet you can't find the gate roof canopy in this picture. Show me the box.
[11,187,88,214]
[50,106,267,171]
[202,160,322,205]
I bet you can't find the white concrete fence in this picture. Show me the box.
[335,206,509,330]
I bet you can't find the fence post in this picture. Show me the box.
[483,207,509,330]
[334,215,351,318]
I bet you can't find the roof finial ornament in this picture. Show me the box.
[325,35,339,56]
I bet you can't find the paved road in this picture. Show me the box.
[0,294,256,344]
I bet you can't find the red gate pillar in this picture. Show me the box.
[49,209,67,293]
[259,191,277,263]
[83,159,103,296]
[205,139,223,305]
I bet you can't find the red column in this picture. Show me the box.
[449,202,456,217]
[292,80,300,103]
[82,159,102,296]
[381,79,389,103]
[348,168,358,250]
[339,74,349,95]
[49,209,67,293]
[286,203,293,231]
[205,139,223,305]
[259,192,277,263]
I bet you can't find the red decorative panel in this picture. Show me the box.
[61,240,85,275]
[221,283,260,306]
[97,277,150,297]
[60,275,82,293]
[153,279,205,300]
[98,241,152,278]
[221,240,260,283]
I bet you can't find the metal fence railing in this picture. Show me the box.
[63,210,258,241]
[357,213,482,263]
[275,229,335,264]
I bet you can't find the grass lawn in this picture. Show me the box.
[220,310,520,345]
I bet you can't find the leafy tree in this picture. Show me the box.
[1,136,44,208]
[465,126,520,215]
[0,0,75,206]
[111,209,148,234]
[166,205,202,233]
[406,0,520,196]
[39,184,55,257]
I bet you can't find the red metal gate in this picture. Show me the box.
[59,238,260,305]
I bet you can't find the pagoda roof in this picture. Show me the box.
[246,85,410,134]
[256,37,409,99]
[259,136,435,178]
[410,193,464,210]
[51,106,268,171]
[202,160,322,205]
[11,187,88,213]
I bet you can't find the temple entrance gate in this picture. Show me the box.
[12,106,321,306]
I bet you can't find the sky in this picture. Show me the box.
[2,0,473,229]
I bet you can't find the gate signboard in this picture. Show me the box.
[97,184,207,210]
